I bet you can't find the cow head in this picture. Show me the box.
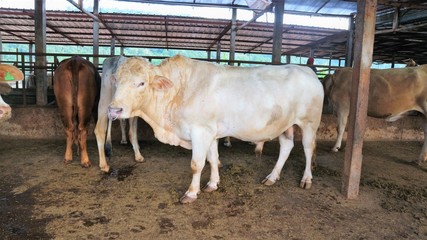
[0,82,12,121]
[108,57,174,120]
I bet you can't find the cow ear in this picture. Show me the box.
[152,75,174,90]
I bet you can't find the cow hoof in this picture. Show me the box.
[332,148,340,152]
[224,142,232,148]
[81,162,92,168]
[120,140,128,145]
[202,184,218,193]
[63,159,72,165]
[135,156,144,163]
[300,181,312,189]
[261,178,276,186]
[414,159,426,165]
[100,165,110,173]
[180,194,197,204]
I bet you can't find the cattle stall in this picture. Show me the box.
[0,108,426,238]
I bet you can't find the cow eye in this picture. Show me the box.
[137,82,145,87]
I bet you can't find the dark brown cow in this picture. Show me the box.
[53,56,101,167]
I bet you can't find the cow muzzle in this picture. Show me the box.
[108,107,123,121]
[0,105,12,121]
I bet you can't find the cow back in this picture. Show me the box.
[54,56,101,134]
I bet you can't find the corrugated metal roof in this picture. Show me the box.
[1,0,427,64]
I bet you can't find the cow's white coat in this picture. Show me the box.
[95,56,143,172]
[109,55,324,203]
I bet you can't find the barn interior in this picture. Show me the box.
[1,2,427,238]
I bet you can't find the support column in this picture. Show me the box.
[345,14,356,67]
[229,8,237,66]
[0,31,2,62]
[35,0,47,105]
[342,0,377,199]
[216,42,221,63]
[111,37,116,56]
[272,0,284,64]
[93,0,99,68]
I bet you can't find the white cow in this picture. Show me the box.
[95,56,143,172]
[0,82,12,121]
[108,55,324,203]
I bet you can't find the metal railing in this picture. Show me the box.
[1,51,338,106]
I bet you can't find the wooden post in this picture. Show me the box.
[345,14,356,67]
[35,0,47,105]
[229,8,237,66]
[342,0,377,199]
[272,0,284,64]
[93,0,99,68]
[110,37,116,56]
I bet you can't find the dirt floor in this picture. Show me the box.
[0,138,426,240]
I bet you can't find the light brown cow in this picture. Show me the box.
[108,55,324,203]
[53,56,101,167]
[324,65,427,163]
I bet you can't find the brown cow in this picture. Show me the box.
[53,56,101,167]
[324,65,427,164]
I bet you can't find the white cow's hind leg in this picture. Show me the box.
[223,136,232,147]
[128,117,144,162]
[203,139,220,193]
[332,107,349,152]
[262,127,294,186]
[180,128,214,204]
[254,142,264,158]
[299,124,317,189]
[119,119,128,144]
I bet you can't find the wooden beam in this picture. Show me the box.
[283,31,348,55]
[229,8,237,65]
[207,22,231,50]
[272,0,284,64]
[93,0,99,68]
[35,0,47,106]
[342,0,377,199]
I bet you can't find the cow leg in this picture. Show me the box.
[180,128,213,204]
[299,124,317,189]
[332,107,349,152]
[94,114,110,172]
[254,141,265,158]
[223,136,232,147]
[78,124,91,168]
[129,117,144,162]
[418,121,427,163]
[262,127,294,186]
[120,119,128,144]
[203,139,220,193]
[60,109,74,164]
[64,125,74,164]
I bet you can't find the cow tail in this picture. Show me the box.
[69,57,80,147]
[104,119,113,158]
